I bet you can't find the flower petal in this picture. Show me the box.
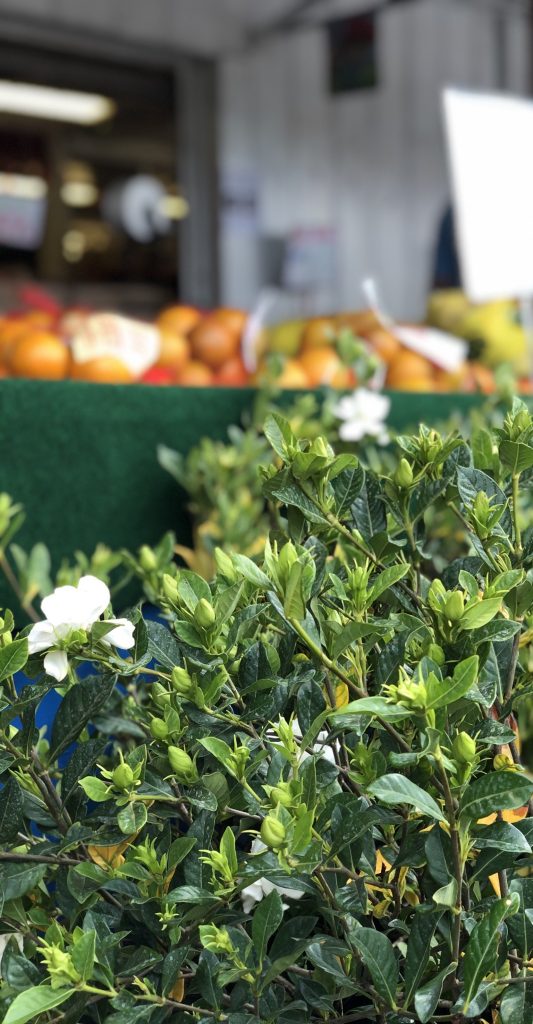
[41,586,80,626]
[27,620,55,654]
[104,618,135,650]
[43,650,69,682]
[78,575,111,621]
[240,880,265,913]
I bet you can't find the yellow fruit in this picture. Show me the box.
[267,320,306,357]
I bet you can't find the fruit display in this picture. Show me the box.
[428,289,530,374]
[0,298,518,391]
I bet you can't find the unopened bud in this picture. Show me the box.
[139,545,158,571]
[168,746,196,782]
[445,591,464,622]
[194,598,215,628]
[260,815,286,850]
[427,643,445,667]
[152,682,172,708]
[162,574,179,605]
[112,763,134,790]
[394,458,414,489]
[453,731,476,765]
[150,718,169,741]
[270,785,293,808]
[172,666,194,696]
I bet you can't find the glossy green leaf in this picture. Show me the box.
[2,986,73,1024]
[252,889,283,964]
[463,895,519,1009]
[350,927,399,1007]
[368,774,445,821]
[460,772,533,822]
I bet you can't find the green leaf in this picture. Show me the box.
[351,474,387,540]
[460,599,503,630]
[432,878,458,907]
[61,739,107,805]
[426,655,479,710]
[49,674,116,759]
[78,777,109,802]
[457,467,512,536]
[145,621,182,670]
[460,771,533,822]
[0,861,46,900]
[463,895,519,1009]
[199,737,233,769]
[71,929,96,982]
[500,440,533,474]
[473,821,531,854]
[252,889,283,964]
[264,413,295,459]
[220,827,238,875]
[0,778,23,842]
[368,774,445,821]
[370,564,410,603]
[2,985,73,1024]
[0,638,28,682]
[265,470,329,526]
[350,927,399,1007]
[306,938,351,984]
[500,981,533,1024]
[117,801,147,834]
[331,462,365,517]
[332,621,389,658]
[283,561,307,620]
[414,962,456,1024]
[332,696,411,723]
[404,912,440,1006]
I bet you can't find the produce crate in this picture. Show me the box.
[0,380,485,614]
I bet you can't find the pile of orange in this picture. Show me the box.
[153,305,250,387]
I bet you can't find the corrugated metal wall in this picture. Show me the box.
[219,1,530,319]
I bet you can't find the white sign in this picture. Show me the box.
[71,313,159,377]
[443,87,533,303]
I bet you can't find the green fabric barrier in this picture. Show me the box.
[0,380,483,615]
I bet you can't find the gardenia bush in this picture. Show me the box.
[1,401,533,1023]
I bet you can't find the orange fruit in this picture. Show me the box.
[518,378,533,394]
[190,316,240,370]
[176,360,214,386]
[211,308,248,339]
[215,356,249,387]
[300,317,336,351]
[23,310,57,329]
[464,362,496,395]
[0,364,8,379]
[156,305,201,337]
[275,358,310,389]
[366,328,400,365]
[299,346,354,388]
[0,318,28,362]
[10,331,70,380]
[386,349,434,390]
[71,356,133,384]
[335,309,381,336]
[156,328,190,373]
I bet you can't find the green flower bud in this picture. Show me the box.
[162,574,179,605]
[260,815,286,850]
[427,643,445,667]
[171,666,194,696]
[150,718,169,741]
[445,591,465,622]
[214,547,237,582]
[152,682,172,708]
[452,731,476,765]
[168,746,196,782]
[112,762,135,790]
[310,436,330,459]
[394,458,414,489]
[139,545,158,571]
[270,785,293,808]
[194,598,216,629]
[493,752,514,771]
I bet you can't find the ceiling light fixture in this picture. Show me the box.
[0,81,116,125]
[61,181,99,207]
[159,194,190,220]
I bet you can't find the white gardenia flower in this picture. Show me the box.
[28,575,135,682]
[240,839,305,913]
[333,387,390,444]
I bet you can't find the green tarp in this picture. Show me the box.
[0,380,483,614]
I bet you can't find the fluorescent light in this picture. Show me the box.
[158,194,190,220]
[61,181,99,207]
[0,80,116,125]
[0,172,47,199]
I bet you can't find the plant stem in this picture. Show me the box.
[436,757,463,995]
[512,473,522,555]
[0,553,39,621]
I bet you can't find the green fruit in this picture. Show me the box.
[150,718,169,740]
[112,763,134,790]
[260,815,286,850]
[172,666,194,696]
[268,320,305,357]
[194,599,216,628]
[452,731,476,765]
[139,545,158,571]
[168,746,195,781]
[394,458,414,489]
[445,591,465,622]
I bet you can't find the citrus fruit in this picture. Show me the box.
[386,349,434,390]
[156,328,190,373]
[211,308,248,339]
[176,360,214,386]
[71,356,133,383]
[299,346,354,388]
[156,305,201,336]
[300,317,336,351]
[335,309,381,336]
[366,328,400,365]
[10,331,70,380]
[274,358,310,389]
[215,356,249,387]
[0,318,28,362]
[190,316,240,369]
